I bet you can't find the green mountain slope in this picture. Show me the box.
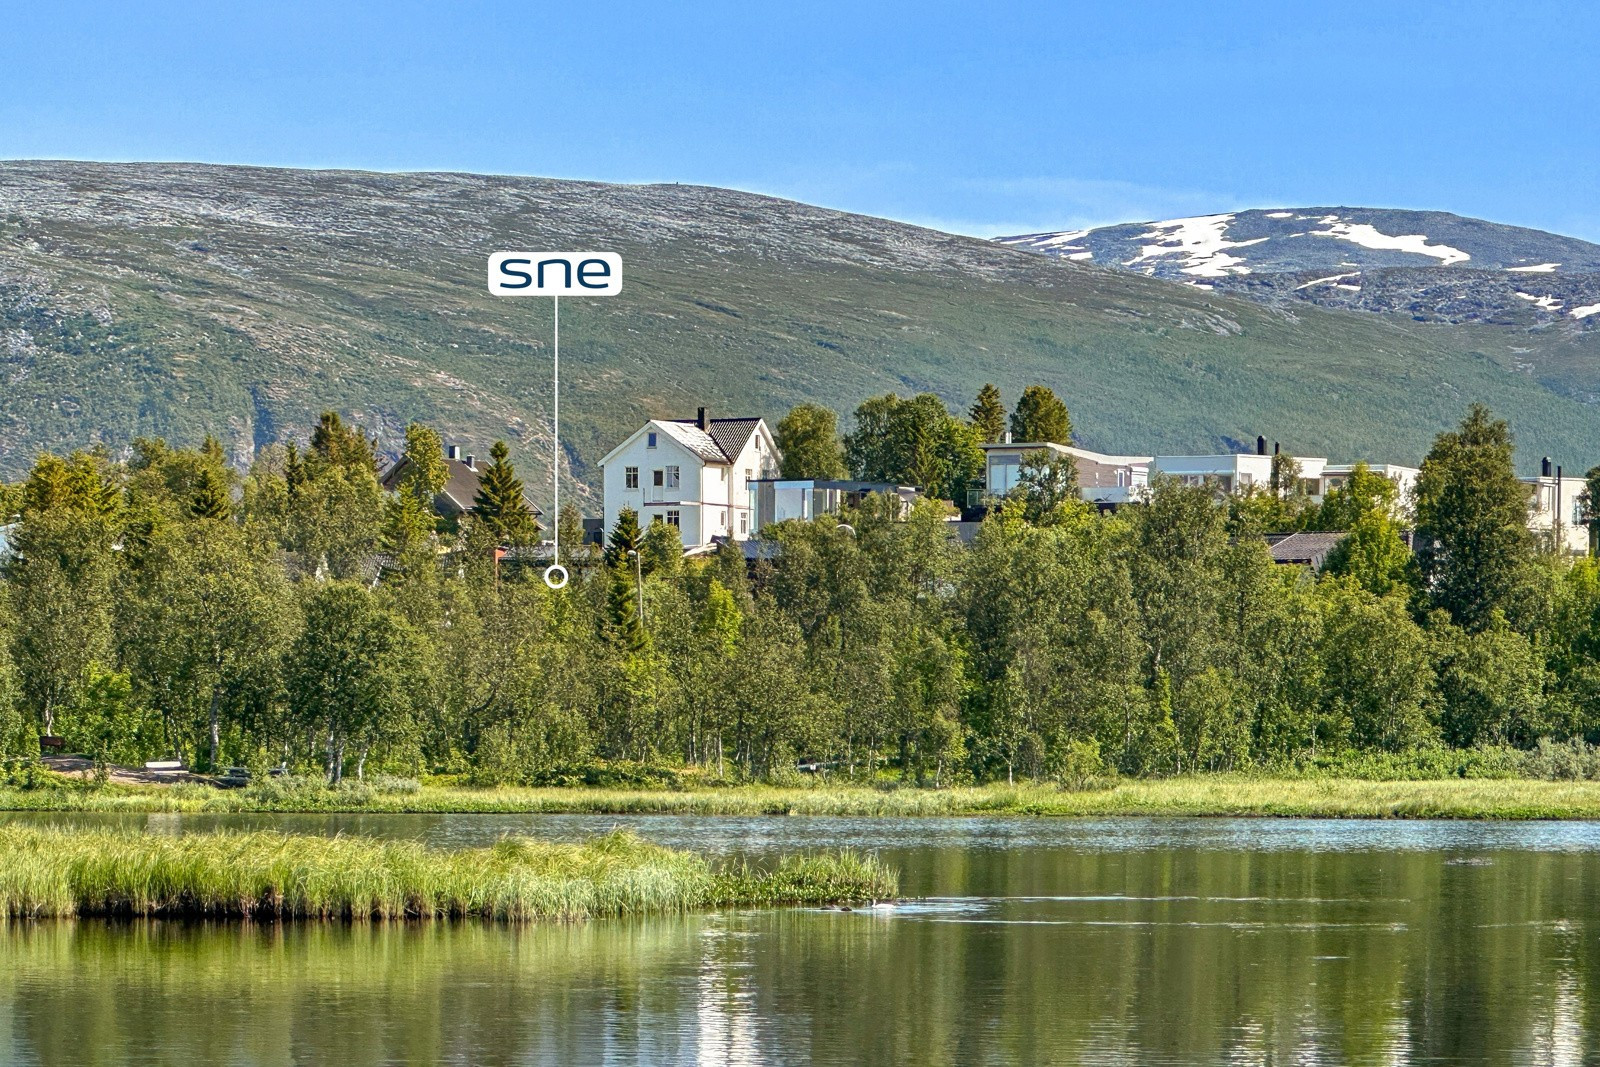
[2,161,1599,505]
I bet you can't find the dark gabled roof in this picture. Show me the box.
[379,456,542,515]
[672,417,762,463]
[1267,531,1347,568]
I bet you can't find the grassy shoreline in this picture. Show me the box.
[0,826,896,920]
[10,777,1600,819]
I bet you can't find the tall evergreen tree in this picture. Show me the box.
[1413,404,1533,631]
[1009,385,1072,445]
[283,442,306,502]
[472,441,537,546]
[969,383,1006,443]
[309,411,376,473]
[605,508,644,568]
[190,465,233,521]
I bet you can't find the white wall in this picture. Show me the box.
[725,423,779,540]
[602,425,711,547]
[601,419,779,548]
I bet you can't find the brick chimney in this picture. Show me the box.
[697,406,710,431]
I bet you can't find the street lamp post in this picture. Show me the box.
[626,548,645,628]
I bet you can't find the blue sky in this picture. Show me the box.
[4,0,1598,240]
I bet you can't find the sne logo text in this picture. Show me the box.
[487,252,622,296]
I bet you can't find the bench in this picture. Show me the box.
[144,760,185,777]
[216,767,251,788]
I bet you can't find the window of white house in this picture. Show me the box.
[719,509,726,528]
[647,432,657,448]
[665,465,680,490]
[739,512,748,534]
[625,466,639,489]
[665,509,681,527]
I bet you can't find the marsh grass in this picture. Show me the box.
[11,776,1600,819]
[0,827,897,920]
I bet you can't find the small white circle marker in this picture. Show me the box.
[543,564,569,590]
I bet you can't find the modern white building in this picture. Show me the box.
[1523,462,1588,554]
[979,438,1427,515]
[750,479,919,530]
[1322,462,1420,510]
[599,408,780,550]
[980,440,1152,506]
[1150,452,1291,495]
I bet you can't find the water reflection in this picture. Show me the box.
[2,816,1600,1064]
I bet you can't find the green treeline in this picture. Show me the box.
[2,395,1600,787]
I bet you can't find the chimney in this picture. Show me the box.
[465,454,476,471]
[1273,442,1280,456]
[697,406,710,431]
[1542,456,1553,478]
[1256,436,1266,456]
[447,444,460,461]
[1004,430,1013,444]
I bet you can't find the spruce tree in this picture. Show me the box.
[969,383,1006,442]
[309,411,376,473]
[284,442,306,502]
[472,441,536,546]
[601,508,647,647]
[604,507,644,568]
[1009,385,1072,445]
[190,465,233,520]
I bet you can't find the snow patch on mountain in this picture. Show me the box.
[1128,214,1268,278]
[1308,218,1471,266]
[1509,263,1561,273]
[1516,292,1564,311]
[1296,272,1360,290]
[1031,229,1090,250]
[1573,303,1600,320]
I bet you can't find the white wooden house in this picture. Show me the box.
[599,409,780,550]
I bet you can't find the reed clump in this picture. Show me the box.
[0,827,897,921]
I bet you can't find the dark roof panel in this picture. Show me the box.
[1267,531,1347,567]
[673,417,762,463]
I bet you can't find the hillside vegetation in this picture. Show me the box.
[4,162,1600,503]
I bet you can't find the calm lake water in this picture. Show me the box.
[4,813,1600,1065]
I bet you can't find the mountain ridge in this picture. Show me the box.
[999,207,1600,337]
[3,162,1600,499]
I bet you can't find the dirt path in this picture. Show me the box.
[41,755,210,786]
